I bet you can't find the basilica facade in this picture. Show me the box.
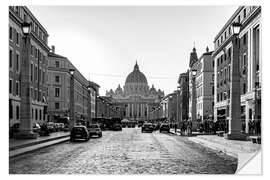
[106,62,164,121]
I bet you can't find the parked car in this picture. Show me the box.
[63,124,70,132]
[58,123,65,131]
[70,126,90,142]
[9,123,20,138]
[141,123,154,133]
[47,122,55,132]
[113,123,122,131]
[32,123,41,134]
[159,123,170,133]
[88,124,102,137]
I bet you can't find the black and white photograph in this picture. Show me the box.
[4,0,265,176]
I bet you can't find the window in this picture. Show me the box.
[30,63,33,82]
[212,60,214,68]
[9,79,12,94]
[16,32,19,45]
[229,26,231,35]
[55,75,60,83]
[217,94,219,102]
[243,83,247,94]
[243,33,247,45]
[35,89,38,100]
[15,81,19,95]
[32,108,34,119]
[228,48,231,59]
[35,66,38,82]
[55,102,60,109]
[16,53,19,72]
[16,106,19,119]
[225,31,227,39]
[9,26,12,40]
[9,49,13,68]
[35,109,38,120]
[39,109,42,120]
[212,86,214,95]
[243,8,246,18]
[238,15,241,23]
[221,36,223,43]
[55,88,60,97]
[243,54,247,67]
[55,61,60,68]
[221,55,223,64]
[212,74,214,81]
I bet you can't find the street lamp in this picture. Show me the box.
[192,69,197,77]
[69,68,75,130]
[227,22,246,140]
[191,68,197,131]
[15,21,37,139]
[87,84,92,126]
[22,22,31,35]
[232,22,241,35]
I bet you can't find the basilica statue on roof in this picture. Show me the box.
[106,61,164,121]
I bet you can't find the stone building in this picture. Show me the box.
[212,6,261,133]
[195,47,215,122]
[9,6,50,127]
[47,46,99,124]
[106,62,164,121]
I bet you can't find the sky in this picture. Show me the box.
[28,6,238,95]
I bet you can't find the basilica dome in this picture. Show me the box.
[125,62,148,85]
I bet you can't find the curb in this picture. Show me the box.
[9,134,70,151]
[188,137,238,158]
[9,137,70,158]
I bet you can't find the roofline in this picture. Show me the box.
[214,6,243,42]
[24,6,49,36]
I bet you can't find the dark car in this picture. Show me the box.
[9,123,20,138]
[159,123,170,133]
[141,123,154,133]
[88,124,102,137]
[70,126,90,142]
[113,123,122,131]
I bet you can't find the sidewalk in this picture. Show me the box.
[9,131,70,158]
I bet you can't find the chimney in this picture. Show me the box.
[51,45,55,53]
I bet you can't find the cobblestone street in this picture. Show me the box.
[9,128,237,174]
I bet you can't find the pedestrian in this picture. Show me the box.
[175,124,177,133]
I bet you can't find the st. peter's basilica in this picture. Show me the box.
[106,62,164,121]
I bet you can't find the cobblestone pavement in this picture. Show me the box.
[9,128,237,174]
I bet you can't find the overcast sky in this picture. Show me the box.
[28,6,238,95]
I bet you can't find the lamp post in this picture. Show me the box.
[87,84,92,126]
[191,69,197,130]
[227,22,246,140]
[15,22,37,139]
[69,68,75,130]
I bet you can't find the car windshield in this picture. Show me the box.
[143,123,152,127]
[73,127,85,132]
[89,125,99,128]
[162,124,169,127]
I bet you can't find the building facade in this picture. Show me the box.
[47,46,99,124]
[9,6,50,127]
[106,62,164,121]
[195,47,215,122]
[213,6,261,133]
